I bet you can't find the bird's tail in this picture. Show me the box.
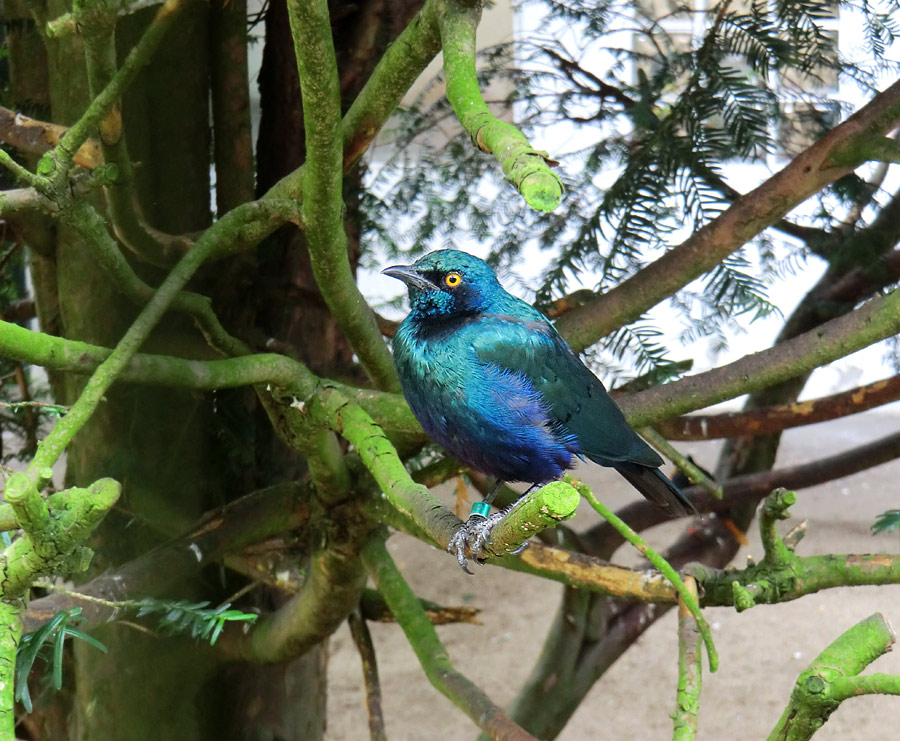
[613,463,696,517]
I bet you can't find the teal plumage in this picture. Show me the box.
[384,249,691,566]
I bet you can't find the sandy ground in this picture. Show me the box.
[326,411,900,740]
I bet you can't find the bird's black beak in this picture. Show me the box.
[381,265,436,292]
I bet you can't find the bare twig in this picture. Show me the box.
[348,609,387,741]
[574,477,718,672]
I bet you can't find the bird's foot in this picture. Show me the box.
[448,506,526,574]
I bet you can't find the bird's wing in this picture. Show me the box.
[469,313,663,468]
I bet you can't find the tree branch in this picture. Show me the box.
[360,532,537,741]
[287,0,398,391]
[22,481,309,632]
[0,321,427,447]
[619,288,900,428]
[225,543,367,663]
[467,481,580,561]
[348,609,388,741]
[768,613,898,741]
[673,576,702,741]
[0,477,120,736]
[0,105,102,169]
[311,387,460,545]
[340,0,443,169]
[656,372,900,440]
[502,542,678,600]
[80,21,193,267]
[19,198,295,485]
[576,477,717,672]
[43,0,188,187]
[63,200,251,356]
[690,488,900,611]
[210,0,255,213]
[554,78,900,351]
[439,0,563,212]
[585,429,900,556]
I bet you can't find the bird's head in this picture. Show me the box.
[382,249,503,318]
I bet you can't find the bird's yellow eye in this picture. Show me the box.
[444,272,462,288]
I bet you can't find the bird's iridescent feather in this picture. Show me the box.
[386,249,691,515]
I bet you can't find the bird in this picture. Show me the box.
[383,249,693,571]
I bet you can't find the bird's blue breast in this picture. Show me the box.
[392,315,578,483]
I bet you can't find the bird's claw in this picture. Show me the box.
[448,509,519,574]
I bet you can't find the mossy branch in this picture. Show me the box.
[0,319,305,389]
[310,387,459,545]
[478,481,579,559]
[81,19,189,267]
[340,0,443,168]
[226,545,367,663]
[619,287,900,428]
[829,136,900,167]
[0,187,55,219]
[673,576,703,741]
[438,0,563,212]
[265,0,444,201]
[0,149,43,189]
[691,489,900,610]
[1,477,120,598]
[19,199,293,485]
[0,600,20,735]
[22,481,309,632]
[40,0,187,186]
[317,397,583,563]
[63,201,251,357]
[759,488,796,567]
[768,613,899,741]
[0,478,119,738]
[361,533,537,740]
[0,321,424,442]
[287,0,398,392]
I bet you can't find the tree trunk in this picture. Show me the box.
[34,3,233,738]
[10,0,422,736]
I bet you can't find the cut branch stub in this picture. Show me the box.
[478,481,579,560]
